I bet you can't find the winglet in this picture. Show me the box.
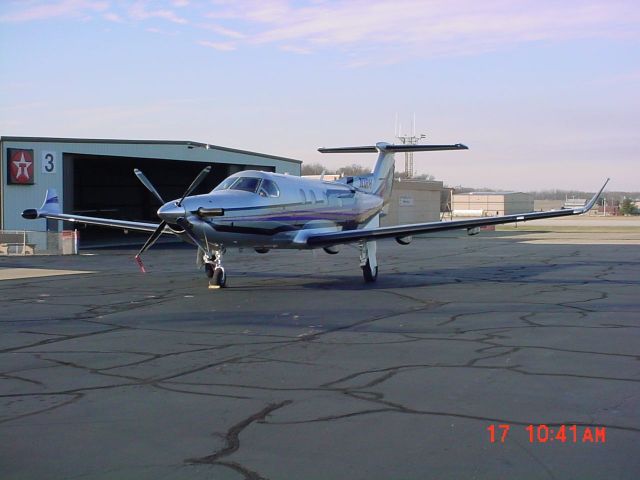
[575,178,610,214]
[22,189,61,219]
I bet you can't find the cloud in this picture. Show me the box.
[197,40,236,51]
[279,45,312,55]
[0,0,109,22]
[103,12,123,23]
[128,1,188,24]
[199,23,246,39]
[3,0,638,63]
[201,0,640,60]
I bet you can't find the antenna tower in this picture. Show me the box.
[395,113,426,178]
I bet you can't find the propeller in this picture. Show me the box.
[176,217,211,254]
[134,169,165,205]
[178,166,211,206]
[133,166,212,272]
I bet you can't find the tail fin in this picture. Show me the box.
[22,189,61,219]
[318,141,468,203]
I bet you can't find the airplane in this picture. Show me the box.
[22,142,609,288]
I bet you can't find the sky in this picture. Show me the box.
[0,0,638,191]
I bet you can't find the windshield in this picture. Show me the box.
[213,177,237,191]
[213,176,263,194]
[229,177,261,193]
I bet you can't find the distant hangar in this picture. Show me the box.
[452,191,534,217]
[1,136,301,235]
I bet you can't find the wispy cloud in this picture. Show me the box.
[103,12,123,23]
[128,1,188,24]
[2,1,638,63]
[197,40,236,51]
[279,45,312,55]
[201,0,640,60]
[199,23,246,39]
[0,0,109,22]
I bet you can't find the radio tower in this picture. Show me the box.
[395,113,426,178]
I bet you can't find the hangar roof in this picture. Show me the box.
[0,136,302,164]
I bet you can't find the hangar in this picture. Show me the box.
[452,191,534,217]
[1,136,301,243]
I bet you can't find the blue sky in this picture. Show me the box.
[1,0,638,190]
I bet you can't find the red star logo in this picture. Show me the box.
[8,149,34,184]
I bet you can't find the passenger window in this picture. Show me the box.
[309,191,317,203]
[259,179,280,198]
[299,189,307,203]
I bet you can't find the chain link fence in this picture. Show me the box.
[0,230,78,256]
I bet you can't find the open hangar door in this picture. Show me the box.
[64,153,274,245]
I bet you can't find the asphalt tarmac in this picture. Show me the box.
[1,229,639,480]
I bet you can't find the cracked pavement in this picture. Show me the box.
[1,229,639,479]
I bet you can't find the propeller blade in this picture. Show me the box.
[177,166,212,207]
[134,221,167,272]
[134,169,165,205]
[176,217,210,253]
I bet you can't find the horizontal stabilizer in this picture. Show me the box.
[318,143,468,154]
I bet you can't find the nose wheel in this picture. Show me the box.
[204,248,227,288]
[210,267,226,288]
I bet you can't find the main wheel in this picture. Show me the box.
[362,260,378,283]
[212,267,227,288]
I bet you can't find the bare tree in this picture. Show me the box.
[301,163,330,175]
[336,164,370,176]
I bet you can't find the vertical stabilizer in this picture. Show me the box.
[371,143,395,202]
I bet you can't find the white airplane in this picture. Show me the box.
[23,142,609,288]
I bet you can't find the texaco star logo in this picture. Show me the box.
[13,153,32,180]
[8,149,34,184]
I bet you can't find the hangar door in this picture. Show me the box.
[65,154,274,243]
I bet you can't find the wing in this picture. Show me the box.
[305,179,610,247]
[22,189,174,234]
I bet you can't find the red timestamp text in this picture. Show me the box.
[487,424,606,444]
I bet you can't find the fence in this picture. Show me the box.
[0,230,78,256]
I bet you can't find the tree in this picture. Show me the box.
[336,164,370,176]
[301,163,329,175]
[620,197,639,215]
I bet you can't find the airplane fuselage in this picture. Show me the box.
[159,170,383,250]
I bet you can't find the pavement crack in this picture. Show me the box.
[186,400,292,479]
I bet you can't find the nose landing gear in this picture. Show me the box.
[204,248,226,288]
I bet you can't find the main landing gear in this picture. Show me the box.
[359,240,378,283]
[203,248,226,288]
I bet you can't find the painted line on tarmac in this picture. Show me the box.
[0,268,95,281]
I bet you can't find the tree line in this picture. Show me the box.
[301,163,435,180]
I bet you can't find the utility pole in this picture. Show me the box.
[395,113,426,178]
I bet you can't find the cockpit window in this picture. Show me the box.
[213,177,237,191]
[259,179,280,198]
[229,177,261,193]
